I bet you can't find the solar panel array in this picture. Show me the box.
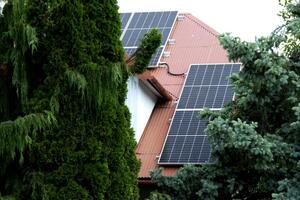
[120,11,178,66]
[159,63,241,164]
[120,13,131,30]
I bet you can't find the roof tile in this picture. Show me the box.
[136,13,229,178]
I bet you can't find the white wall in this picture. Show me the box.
[125,76,157,142]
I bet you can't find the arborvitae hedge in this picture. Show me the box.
[26,0,139,199]
[0,0,162,199]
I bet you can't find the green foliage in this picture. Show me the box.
[78,62,123,109]
[148,192,171,200]
[64,69,87,97]
[1,0,141,199]
[151,166,217,200]
[129,29,162,74]
[5,0,38,111]
[151,1,300,199]
[0,111,56,159]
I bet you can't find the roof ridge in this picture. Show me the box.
[182,13,219,37]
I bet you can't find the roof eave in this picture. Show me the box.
[138,71,173,101]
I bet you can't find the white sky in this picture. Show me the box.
[118,0,283,42]
[0,1,283,42]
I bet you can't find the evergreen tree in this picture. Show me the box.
[0,0,161,199]
[151,1,300,199]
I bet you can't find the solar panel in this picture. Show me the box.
[159,135,212,163]
[121,13,132,29]
[178,86,235,109]
[159,63,241,165]
[120,11,178,66]
[168,111,209,136]
[124,47,163,66]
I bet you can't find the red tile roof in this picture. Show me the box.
[138,71,173,101]
[136,13,230,179]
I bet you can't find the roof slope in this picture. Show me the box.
[136,13,229,178]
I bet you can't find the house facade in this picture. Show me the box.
[123,12,230,185]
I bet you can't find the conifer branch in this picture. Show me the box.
[0,111,57,158]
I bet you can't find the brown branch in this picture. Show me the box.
[0,63,8,76]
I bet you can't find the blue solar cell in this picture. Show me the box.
[122,29,133,46]
[158,12,170,27]
[193,65,207,85]
[193,86,208,108]
[185,64,240,86]
[163,28,172,43]
[176,111,193,134]
[185,66,198,85]
[189,136,205,163]
[124,47,163,66]
[150,47,163,66]
[123,30,136,46]
[168,111,208,136]
[121,11,178,66]
[128,13,141,28]
[212,86,227,108]
[198,136,211,163]
[159,64,241,165]
[169,111,184,134]
[159,136,175,162]
[177,64,241,109]
[210,65,224,85]
[204,86,218,108]
[177,87,191,108]
[128,11,176,29]
[219,66,232,85]
[144,12,155,28]
[120,13,131,29]
[179,136,195,162]
[167,11,178,27]
[233,63,241,73]
[201,66,215,85]
[187,87,201,108]
[178,85,235,109]
[124,20,175,46]
[169,136,184,163]
[159,135,212,164]
[136,29,148,45]
[136,13,148,27]
[223,86,235,106]
[150,12,163,27]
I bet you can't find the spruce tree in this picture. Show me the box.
[151,1,300,199]
[0,0,161,199]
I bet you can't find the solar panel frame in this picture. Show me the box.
[120,11,178,67]
[177,64,240,109]
[152,11,178,67]
[120,13,132,29]
[124,47,163,66]
[120,13,134,38]
[158,63,241,165]
[159,135,214,164]
[127,11,177,29]
[167,111,209,136]
[123,11,177,46]
[177,85,235,109]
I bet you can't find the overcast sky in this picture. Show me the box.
[118,0,283,42]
